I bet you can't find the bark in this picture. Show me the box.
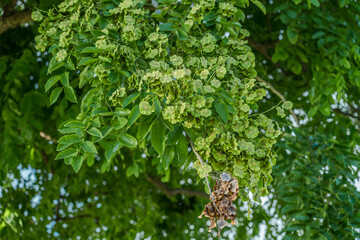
[0,9,32,35]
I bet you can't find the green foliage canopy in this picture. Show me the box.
[0,0,360,239]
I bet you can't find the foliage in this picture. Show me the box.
[34,0,290,202]
[0,0,359,239]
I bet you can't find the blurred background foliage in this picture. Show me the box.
[0,0,359,239]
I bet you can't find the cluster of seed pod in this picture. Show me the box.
[199,173,239,235]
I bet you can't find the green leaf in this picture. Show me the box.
[313,31,325,39]
[87,127,103,138]
[109,71,120,83]
[162,145,175,170]
[114,108,130,117]
[308,106,318,118]
[105,141,121,161]
[45,75,60,92]
[287,27,299,44]
[65,58,75,70]
[236,9,245,22]
[161,118,174,131]
[167,126,182,145]
[58,134,81,144]
[319,103,331,116]
[126,163,139,177]
[64,157,72,165]
[176,134,188,166]
[215,102,228,123]
[113,117,128,130]
[284,224,303,232]
[251,0,266,14]
[81,47,102,53]
[291,61,302,74]
[71,156,84,173]
[137,116,155,141]
[58,127,78,134]
[204,183,210,194]
[50,87,63,105]
[309,0,320,7]
[123,92,139,107]
[294,213,310,221]
[177,29,188,40]
[118,133,138,148]
[86,153,95,167]
[127,105,141,127]
[64,120,85,128]
[100,161,110,173]
[92,107,112,116]
[64,86,77,103]
[79,67,89,88]
[151,119,166,155]
[60,72,69,87]
[48,57,65,74]
[56,143,72,151]
[78,57,97,66]
[55,148,77,160]
[100,126,113,139]
[281,204,297,215]
[154,95,162,114]
[80,141,97,154]
[159,22,175,31]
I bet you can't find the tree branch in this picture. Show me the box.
[256,76,300,127]
[0,9,32,35]
[247,38,293,76]
[184,132,222,217]
[332,108,360,120]
[3,0,19,16]
[54,214,92,222]
[40,131,57,143]
[146,174,209,199]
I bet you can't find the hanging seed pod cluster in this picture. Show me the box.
[35,0,290,228]
[199,173,240,235]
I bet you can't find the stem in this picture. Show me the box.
[256,76,300,127]
[184,132,221,215]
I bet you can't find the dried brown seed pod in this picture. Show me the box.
[199,174,239,233]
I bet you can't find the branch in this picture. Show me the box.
[247,38,293,76]
[345,101,360,113]
[146,174,209,199]
[256,76,300,127]
[39,131,57,143]
[184,132,222,216]
[3,0,18,16]
[54,214,92,222]
[0,9,32,35]
[332,108,360,120]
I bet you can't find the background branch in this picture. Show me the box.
[3,0,19,16]
[247,38,293,76]
[146,174,209,199]
[54,214,92,222]
[0,9,32,35]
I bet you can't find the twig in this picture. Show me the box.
[146,174,209,198]
[39,131,57,142]
[256,76,300,127]
[184,132,221,215]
